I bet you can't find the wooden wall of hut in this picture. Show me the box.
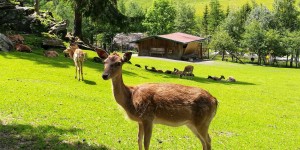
[137,38,186,59]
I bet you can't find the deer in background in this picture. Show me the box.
[207,75,225,81]
[99,51,218,150]
[180,65,194,78]
[64,43,85,81]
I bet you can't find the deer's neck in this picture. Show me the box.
[111,74,132,108]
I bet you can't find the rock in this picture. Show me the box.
[0,33,14,52]
[48,20,67,39]
[0,4,61,34]
[0,0,15,9]
[42,38,66,50]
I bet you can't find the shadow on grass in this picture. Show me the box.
[0,50,104,70]
[161,73,256,85]
[0,122,110,150]
[84,79,97,85]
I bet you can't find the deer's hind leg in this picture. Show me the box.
[187,124,208,150]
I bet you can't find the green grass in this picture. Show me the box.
[1,38,300,149]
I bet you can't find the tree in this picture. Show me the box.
[34,0,39,15]
[246,5,275,30]
[201,5,209,36]
[242,21,266,65]
[264,29,284,65]
[174,2,196,34]
[67,0,125,39]
[273,0,299,31]
[143,0,176,35]
[282,31,300,67]
[118,0,126,14]
[208,0,224,33]
[125,1,146,32]
[210,30,236,61]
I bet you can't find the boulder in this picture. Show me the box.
[0,33,14,52]
[0,0,15,9]
[42,38,66,50]
[49,20,67,39]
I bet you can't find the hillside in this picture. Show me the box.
[127,0,300,16]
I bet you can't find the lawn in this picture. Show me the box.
[0,45,300,149]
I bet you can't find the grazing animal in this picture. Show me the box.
[63,43,85,81]
[44,50,59,57]
[100,51,218,150]
[63,43,78,58]
[15,43,32,52]
[172,68,183,75]
[207,75,225,81]
[180,65,194,78]
[227,76,236,82]
[135,64,141,68]
[8,34,24,44]
[145,66,157,72]
[95,47,109,60]
[93,57,102,63]
[156,69,163,73]
[164,70,172,74]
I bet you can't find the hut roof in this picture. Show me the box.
[131,32,205,44]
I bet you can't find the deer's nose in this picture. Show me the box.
[102,73,109,80]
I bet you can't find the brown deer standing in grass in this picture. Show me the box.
[99,51,218,150]
[180,65,194,78]
[64,43,85,81]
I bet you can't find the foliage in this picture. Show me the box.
[246,5,275,29]
[273,0,300,31]
[174,2,196,34]
[124,1,146,32]
[201,5,209,36]
[242,20,266,64]
[143,0,176,35]
[264,29,285,57]
[209,30,236,60]
[281,30,300,66]
[208,0,224,33]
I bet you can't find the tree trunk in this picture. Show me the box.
[258,50,261,65]
[295,50,299,68]
[73,1,82,39]
[222,50,225,61]
[34,0,39,15]
[290,52,294,68]
[286,55,289,67]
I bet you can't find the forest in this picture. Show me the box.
[2,0,300,67]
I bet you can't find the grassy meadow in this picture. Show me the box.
[0,37,300,149]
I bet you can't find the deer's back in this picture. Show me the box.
[130,83,217,125]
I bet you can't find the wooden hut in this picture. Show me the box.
[132,32,206,60]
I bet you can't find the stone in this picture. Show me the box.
[42,38,66,50]
[0,0,15,9]
[0,33,14,52]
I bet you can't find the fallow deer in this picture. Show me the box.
[100,51,218,150]
[227,76,236,82]
[180,65,194,78]
[15,43,32,53]
[207,75,225,81]
[64,43,85,81]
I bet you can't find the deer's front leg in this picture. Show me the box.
[138,123,144,150]
[143,121,153,150]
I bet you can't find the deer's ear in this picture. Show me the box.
[95,48,109,59]
[121,52,132,63]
